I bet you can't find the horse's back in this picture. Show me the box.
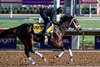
[16,23,33,34]
[15,23,54,35]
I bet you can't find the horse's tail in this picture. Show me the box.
[0,28,16,38]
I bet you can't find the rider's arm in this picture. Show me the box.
[50,10,58,24]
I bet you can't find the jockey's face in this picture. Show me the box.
[57,10,62,14]
[59,11,63,14]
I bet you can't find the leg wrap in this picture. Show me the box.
[58,51,64,57]
[35,51,43,58]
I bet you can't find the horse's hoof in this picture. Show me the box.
[29,60,36,65]
[42,57,46,61]
[70,58,73,62]
[54,55,59,58]
[70,56,73,62]
[31,62,36,65]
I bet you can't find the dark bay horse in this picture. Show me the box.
[0,15,82,65]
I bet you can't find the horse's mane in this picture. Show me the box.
[59,15,73,24]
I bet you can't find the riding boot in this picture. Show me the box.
[43,22,51,36]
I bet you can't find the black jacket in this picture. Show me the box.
[41,8,57,23]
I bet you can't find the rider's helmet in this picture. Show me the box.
[57,7,63,14]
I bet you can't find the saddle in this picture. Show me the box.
[33,23,63,47]
[33,23,54,44]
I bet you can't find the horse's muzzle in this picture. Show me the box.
[78,28,84,32]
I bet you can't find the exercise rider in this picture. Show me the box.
[40,7,63,35]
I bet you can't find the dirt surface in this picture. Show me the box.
[0,50,100,67]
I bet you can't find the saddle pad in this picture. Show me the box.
[33,23,44,34]
[33,23,54,34]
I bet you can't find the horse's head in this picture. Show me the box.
[59,15,82,32]
[51,15,83,48]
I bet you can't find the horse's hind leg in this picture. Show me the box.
[25,34,46,61]
[30,50,46,61]
[17,34,36,65]
[24,43,36,65]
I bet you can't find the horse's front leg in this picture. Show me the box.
[54,47,73,62]
[66,45,73,62]
[54,48,65,58]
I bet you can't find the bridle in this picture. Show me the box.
[57,16,85,49]
[68,18,76,28]
[58,17,77,35]
[68,17,85,49]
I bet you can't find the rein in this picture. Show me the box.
[68,17,85,49]
[69,18,76,27]
[82,30,85,49]
[59,17,76,35]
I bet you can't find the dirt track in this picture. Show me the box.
[0,50,100,67]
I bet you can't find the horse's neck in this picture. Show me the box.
[60,25,67,35]
[53,24,65,35]
[53,25,62,35]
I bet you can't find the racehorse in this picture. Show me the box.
[0,15,82,65]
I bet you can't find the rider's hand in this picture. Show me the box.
[52,21,58,25]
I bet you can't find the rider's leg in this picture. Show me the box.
[40,10,51,34]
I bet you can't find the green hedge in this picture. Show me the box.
[81,7,97,14]
[0,7,40,14]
